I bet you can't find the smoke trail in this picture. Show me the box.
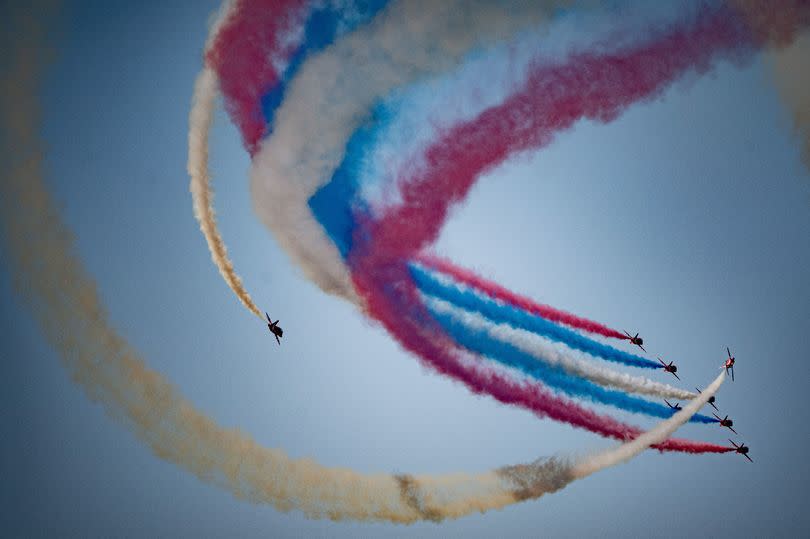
[247,0,570,302]
[411,263,661,369]
[571,371,729,478]
[0,4,730,522]
[426,296,697,401]
[343,4,753,454]
[204,0,306,154]
[769,30,810,169]
[418,253,629,340]
[188,64,263,318]
[350,255,728,454]
[423,303,716,424]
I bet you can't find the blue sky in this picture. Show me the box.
[2,1,809,537]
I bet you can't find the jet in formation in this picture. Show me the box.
[624,331,646,352]
[714,413,738,435]
[696,386,719,411]
[724,347,735,381]
[729,440,753,462]
[664,399,682,411]
[657,356,680,380]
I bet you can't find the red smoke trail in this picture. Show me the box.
[351,233,731,453]
[206,0,305,154]
[347,4,785,454]
[370,4,759,260]
[417,253,628,340]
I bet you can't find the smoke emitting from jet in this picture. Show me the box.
[2,2,736,522]
[193,0,810,454]
[6,0,805,524]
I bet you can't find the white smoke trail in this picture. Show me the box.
[188,0,263,318]
[1,1,730,524]
[424,296,698,401]
[571,372,725,478]
[249,0,572,303]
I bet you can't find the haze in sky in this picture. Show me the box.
[1,1,809,537]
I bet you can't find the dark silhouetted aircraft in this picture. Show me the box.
[724,347,735,381]
[665,399,682,411]
[624,331,646,352]
[657,357,680,380]
[696,387,719,411]
[729,440,752,462]
[266,312,283,345]
[714,413,738,435]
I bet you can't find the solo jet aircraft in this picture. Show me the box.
[266,312,283,345]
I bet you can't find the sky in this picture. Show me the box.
[1,1,809,537]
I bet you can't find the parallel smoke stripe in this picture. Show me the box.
[426,296,696,401]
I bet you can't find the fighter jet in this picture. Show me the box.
[657,356,680,380]
[695,386,719,411]
[265,312,283,345]
[724,347,735,381]
[729,440,753,462]
[664,399,682,411]
[713,413,738,435]
[623,331,646,353]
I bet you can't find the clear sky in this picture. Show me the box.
[2,1,809,537]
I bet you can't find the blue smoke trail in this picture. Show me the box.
[426,307,717,424]
[410,264,662,370]
[261,0,391,135]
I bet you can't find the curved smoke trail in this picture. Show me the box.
[189,66,263,318]
[1,3,731,523]
[188,0,263,319]
[198,0,798,451]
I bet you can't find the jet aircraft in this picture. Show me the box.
[266,312,283,345]
[724,347,735,381]
[623,331,646,353]
[729,440,753,462]
[657,357,680,380]
[664,399,682,411]
[714,413,738,435]
[695,387,719,411]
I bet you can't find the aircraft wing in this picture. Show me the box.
[744,453,753,463]
[275,334,281,345]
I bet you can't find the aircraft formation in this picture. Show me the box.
[266,317,750,462]
[624,334,751,463]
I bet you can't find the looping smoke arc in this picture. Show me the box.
[5,0,807,525]
[1,2,736,523]
[195,0,809,455]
